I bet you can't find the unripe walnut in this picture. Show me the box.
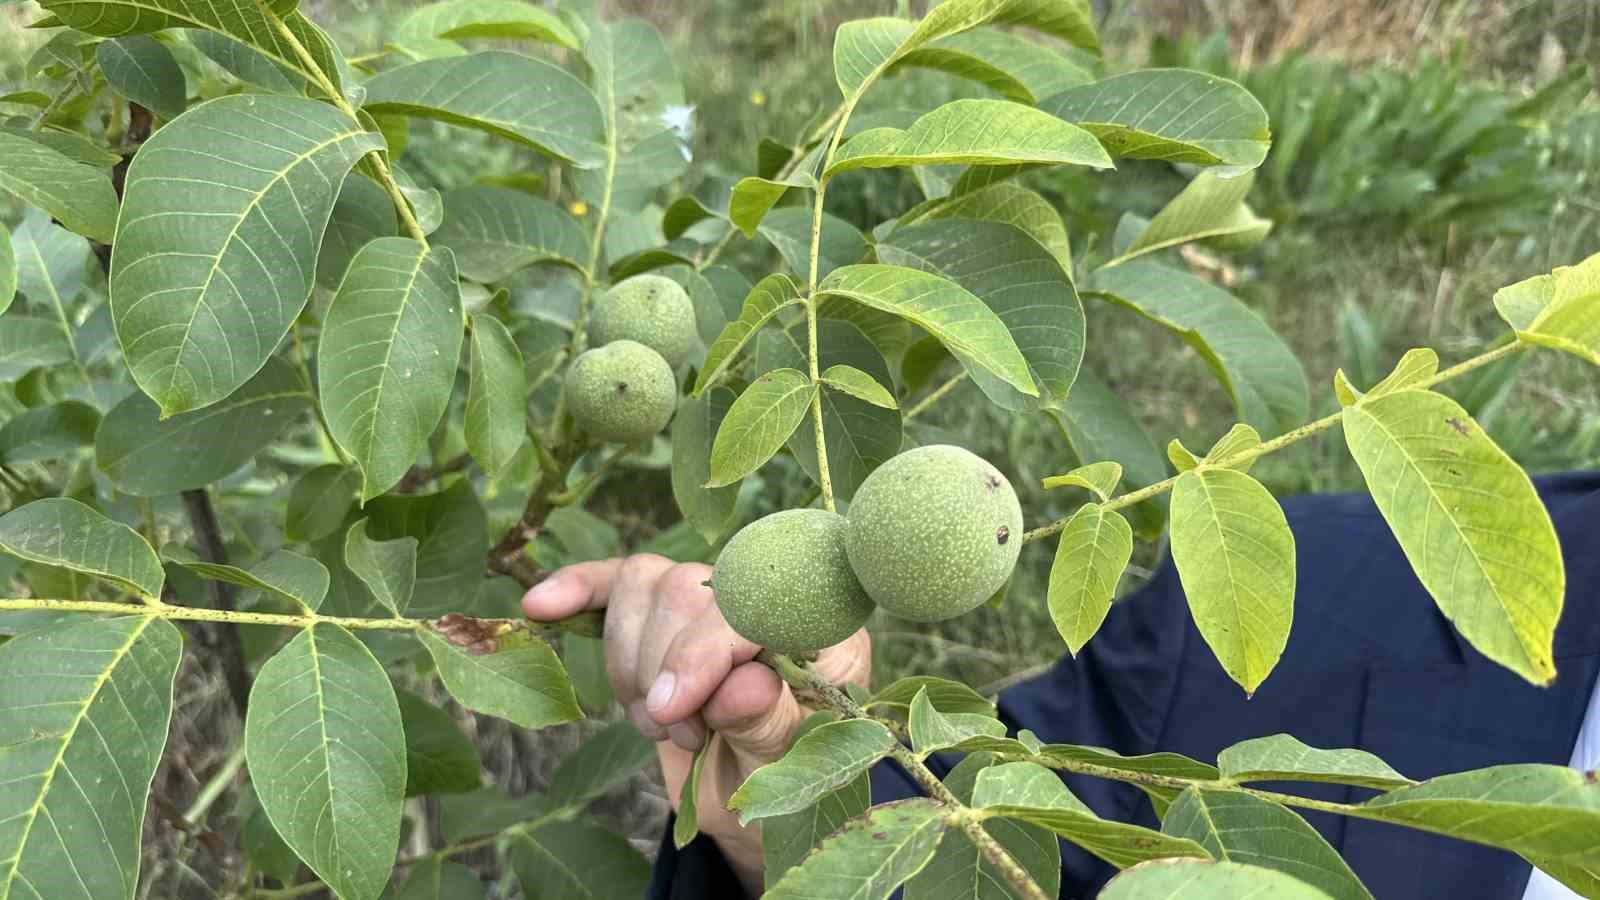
[845,444,1022,622]
[588,274,697,368]
[711,509,875,655]
[564,340,676,444]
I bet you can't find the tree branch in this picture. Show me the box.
[181,489,252,716]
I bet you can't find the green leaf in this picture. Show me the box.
[757,319,903,500]
[1100,860,1337,899]
[96,35,186,120]
[1036,742,1220,783]
[906,755,1061,900]
[672,746,708,849]
[728,166,816,238]
[1200,423,1263,471]
[879,219,1081,410]
[1042,461,1122,500]
[829,99,1110,179]
[285,464,360,543]
[395,688,480,797]
[432,185,588,283]
[765,799,948,900]
[95,355,311,496]
[1493,253,1600,366]
[0,498,163,596]
[0,615,181,900]
[320,238,463,501]
[694,272,803,394]
[392,858,486,900]
[111,95,383,415]
[0,316,73,380]
[0,401,99,464]
[896,181,1072,273]
[547,719,656,807]
[465,314,527,478]
[244,805,300,886]
[363,482,487,616]
[389,163,443,235]
[318,174,396,290]
[833,1,1098,99]
[766,765,873,888]
[893,27,1092,104]
[1342,389,1563,684]
[509,820,650,900]
[820,364,898,409]
[866,676,996,717]
[1085,262,1308,437]
[1163,788,1372,900]
[1361,765,1600,864]
[0,224,13,316]
[0,131,118,243]
[671,387,741,544]
[246,625,406,900]
[438,786,548,842]
[164,547,329,611]
[972,761,1083,811]
[758,206,868,281]
[39,1,341,92]
[189,29,297,93]
[1040,69,1271,171]
[364,52,603,166]
[908,686,1006,756]
[730,719,898,824]
[1169,468,1295,695]
[1046,369,1169,536]
[1218,734,1412,790]
[11,211,88,337]
[1106,170,1269,267]
[343,519,417,616]
[420,630,582,730]
[1047,503,1133,655]
[707,368,816,487]
[391,0,579,58]
[979,792,1210,869]
[819,264,1038,398]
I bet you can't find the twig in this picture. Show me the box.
[904,371,969,421]
[1021,340,1530,543]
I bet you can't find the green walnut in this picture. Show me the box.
[846,444,1022,622]
[565,340,677,444]
[711,509,875,655]
[589,274,697,368]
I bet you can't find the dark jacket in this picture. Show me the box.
[650,472,1600,899]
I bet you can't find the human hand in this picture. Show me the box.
[521,554,872,892]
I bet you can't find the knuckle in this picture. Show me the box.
[657,564,714,613]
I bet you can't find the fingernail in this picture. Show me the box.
[523,576,562,605]
[668,722,704,752]
[646,671,676,713]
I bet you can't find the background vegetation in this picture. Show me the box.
[2,0,1596,895]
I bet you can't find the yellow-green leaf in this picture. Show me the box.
[1342,389,1563,684]
[1494,253,1600,365]
[707,368,816,487]
[820,363,897,409]
[1169,468,1295,694]
[1040,69,1271,171]
[1042,461,1122,500]
[827,99,1111,177]
[694,273,803,395]
[1048,503,1133,655]
[0,498,163,597]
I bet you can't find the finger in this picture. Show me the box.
[602,554,677,709]
[645,604,762,727]
[521,558,630,620]
[810,627,873,690]
[703,662,803,765]
[666,712,707,753]
[635,563,716,705]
